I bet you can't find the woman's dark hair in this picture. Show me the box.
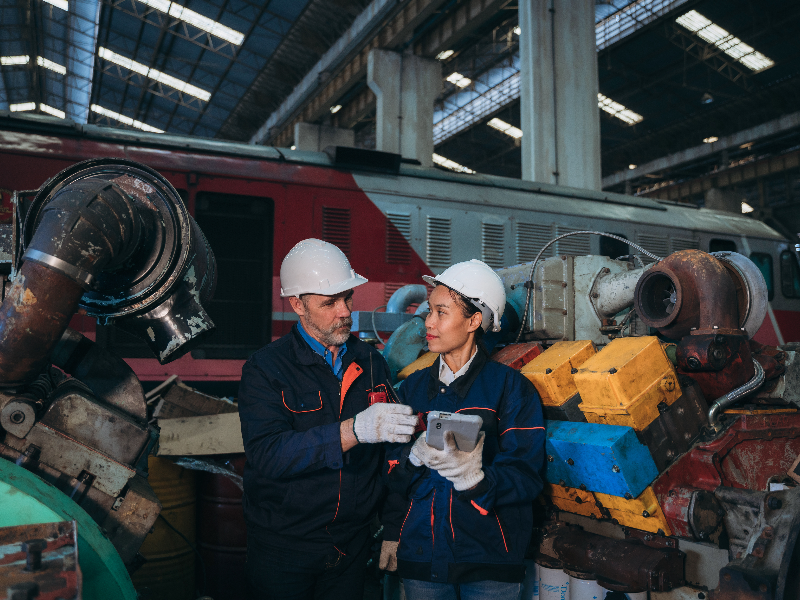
[445,286,485,337]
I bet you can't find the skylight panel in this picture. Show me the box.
[98,47,211,101]
[597,93,643,125]
[1,56,30,66]
[9,102,35,112]
[37,56,66,75]
[436,50,454,61]
[330,105,342,114]
[43,0,68,10]
[487,118,522,139]
[433,154,475,174]
[446,72,472,88]
[742,202,754,214]
[676,10,774,73]
[91,104,165,133]
[40,104,66,119]
[138,0,245,45]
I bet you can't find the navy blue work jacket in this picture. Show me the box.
[383,346,545,584]
[238,325,392,555]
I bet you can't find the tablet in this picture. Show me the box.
[426,411,483,452]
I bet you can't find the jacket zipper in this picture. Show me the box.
[494,510,509,553]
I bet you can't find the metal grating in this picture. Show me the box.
[426,216,452,268]
[386,212,412,264]
[556,226,592,256]
[322,206,351,254]
[516,223,554,263]
[481,222,505,268]
[671,237,700,252]
[637,233,670,264]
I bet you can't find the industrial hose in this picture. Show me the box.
[514,231,664,342]
[707,358,765,432]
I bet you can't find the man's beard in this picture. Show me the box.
[305,316,353,347]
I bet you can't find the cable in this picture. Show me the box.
[158,513,207,598]
[371,304,388,345]
[514,231,664,342]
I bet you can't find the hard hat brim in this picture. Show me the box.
[280,273,368,297]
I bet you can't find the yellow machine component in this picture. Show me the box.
[575,336,681,430]
[544,483,604,519]
[520,340,596,407]
[397,351,439,380]
[594,487,672,536]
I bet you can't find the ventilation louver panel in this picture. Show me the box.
[671,237,700,253]
[516,223,554,263]
[386,212,412,264]
[637,233,670,264]
[426,216,452,268]
[482,223,505,268]
[556,226,591,256]
[322,207,351,254]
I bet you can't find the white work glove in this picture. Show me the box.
[353,403,417,443]
[379,540,399,571]
[410,431,485,491]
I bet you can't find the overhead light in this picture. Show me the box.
[9,102,35,112]
[290,145,296,150]
[742,202,754,214]
[700,92,714,104]
[740,141,754,149]
[91,104,164,133]
[433,153,475,174]
[436,50,454,61]
[676,10,774,73]
[446,72,472,88]
[598,93,643,125]
[487,117,522,139]
[1,55,30,66]
[513,26,521,35]
[703,136,718,143]
[628,164,637,170]
[39,104,66,119]
[330,104,342,114]
[37,56,66,75]
[138,0,245,45]
[98,47,211,101]
[43,0,68,10]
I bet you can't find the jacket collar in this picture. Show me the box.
[426,342,489,400]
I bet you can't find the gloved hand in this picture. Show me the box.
[379,540,399,571]
[437,431,485,491]
[353,403,417,444]
[411,431,485,491]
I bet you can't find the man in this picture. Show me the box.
[239,238,418,600]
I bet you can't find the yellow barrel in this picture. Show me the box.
[132,456,197,600]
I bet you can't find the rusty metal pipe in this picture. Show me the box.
[0,262,85,384]
[634,250,740,339]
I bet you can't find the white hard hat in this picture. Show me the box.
[422,260,505,332]
[280,238,368,297]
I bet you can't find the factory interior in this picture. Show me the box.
[1,0,800,599]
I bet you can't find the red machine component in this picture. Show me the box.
[490,342,543,370]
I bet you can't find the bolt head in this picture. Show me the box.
[612,465,620,473]
[547,455,554,462]
[9,411,25,424]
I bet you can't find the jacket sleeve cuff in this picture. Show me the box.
[456,477,491,501]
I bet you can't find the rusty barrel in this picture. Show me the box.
[197,454,247,600]
[132,456,197,600]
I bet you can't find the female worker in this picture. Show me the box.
[379,259,545,600]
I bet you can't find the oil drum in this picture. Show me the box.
[196,454,247,600]
[132,456,197,600]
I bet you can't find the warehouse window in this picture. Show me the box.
[710,239,737,253]
[750,252,774,301]
[780,251,800,298]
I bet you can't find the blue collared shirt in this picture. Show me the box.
[297,322,348,380]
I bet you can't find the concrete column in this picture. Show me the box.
[367,49,441,168]
[518,0,601,190]
[293,123,355,152]
[705,188,742,213]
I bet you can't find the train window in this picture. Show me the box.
[600,234,630,260]
[710,239,737,252]
[750,252,775,301]
[780,251,800,298]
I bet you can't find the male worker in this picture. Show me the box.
[239,238,418,600]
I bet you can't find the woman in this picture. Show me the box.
[381,259,545,600]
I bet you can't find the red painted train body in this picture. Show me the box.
[0,114,798,392]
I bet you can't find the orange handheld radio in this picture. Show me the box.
[368,353,388,405]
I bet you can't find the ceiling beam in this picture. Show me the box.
[66,0,101,123]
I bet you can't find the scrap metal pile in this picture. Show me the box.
[383,248,800,600]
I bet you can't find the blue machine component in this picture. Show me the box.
[382,316,427,382]
[544,420,658,498]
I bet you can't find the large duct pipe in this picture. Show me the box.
[592,266,649,319]
[386,284,428,314]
